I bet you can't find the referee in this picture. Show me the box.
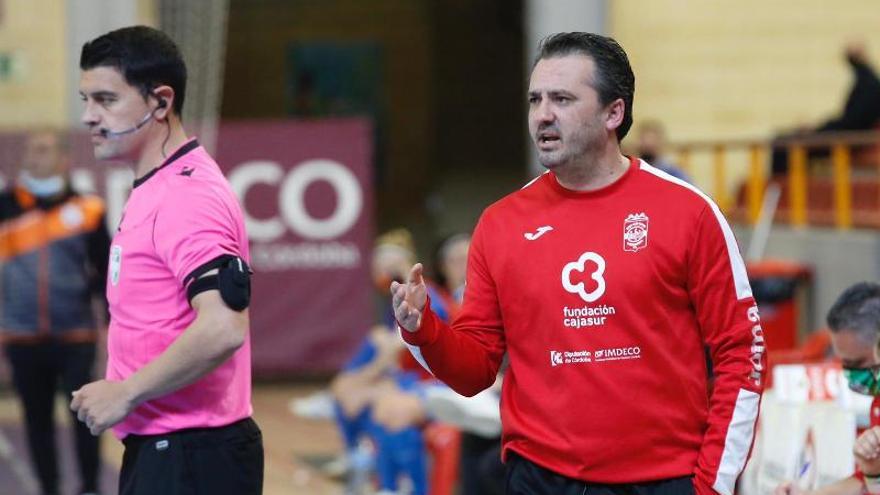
[70,26,262,494]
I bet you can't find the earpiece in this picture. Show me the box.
[99,92,169,139]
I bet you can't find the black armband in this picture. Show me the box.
[185,255,252,311]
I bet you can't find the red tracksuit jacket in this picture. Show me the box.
[401,158,766,495]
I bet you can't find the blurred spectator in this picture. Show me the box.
[426,376,504,495]
[328,228,455,495]
[635,120,691,182]
[432,233,470,303]
[0,129,110,495]
[774,282,880,495]
[424,232,507,495]
[771,42,880,175]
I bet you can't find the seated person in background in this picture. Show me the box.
[431,233,471,306]
[424,232,506,495]
[771,42,880,176]
[329,228,455,495]
[775,282,880,495]
[635,119,691,182]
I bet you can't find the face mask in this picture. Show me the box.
[843,366,880,396]
[20,172,65,198]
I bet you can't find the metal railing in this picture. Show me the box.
[670,130,880,230]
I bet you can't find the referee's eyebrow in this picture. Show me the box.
[80,90,118,100]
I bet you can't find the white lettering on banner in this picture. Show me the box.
[72,159,366,269]
[252,241,361,271]
[228,159,364,241]
[824,368,841,398]
[280,160,362,240]
[747,304,765,387]
[227,161,286,242]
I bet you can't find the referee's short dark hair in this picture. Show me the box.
[534,32,635,142]
[80,26,187,115]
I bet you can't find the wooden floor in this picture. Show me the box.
[0,383,347,495]
[253,384,345,495]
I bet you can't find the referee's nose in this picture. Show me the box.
[80,101,100,130]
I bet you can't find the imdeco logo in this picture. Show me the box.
[593,346,641,362]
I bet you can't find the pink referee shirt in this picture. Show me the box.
[106,139,253,438]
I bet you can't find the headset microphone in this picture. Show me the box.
[97,99,167,139]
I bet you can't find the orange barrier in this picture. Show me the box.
[832,144,852,229]
[747,145,764,224]
[788,145,808,227]
[671,130,880,230]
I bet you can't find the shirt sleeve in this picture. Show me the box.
[399,213,506,397]
[688,205,766,495]
[153,184,242,288]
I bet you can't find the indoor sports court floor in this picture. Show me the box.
[0,383,346,495]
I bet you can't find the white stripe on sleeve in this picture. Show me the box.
[520,171,549,190]
[639,161,753,300]
[399,326,435,376]
[713,388,761,495]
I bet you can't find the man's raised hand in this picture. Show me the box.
[391,263,427,332]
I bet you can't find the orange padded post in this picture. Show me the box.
[747,145,765,225]
[788,145,808,227]
[832,143,852,230]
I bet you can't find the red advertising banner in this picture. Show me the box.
[214,119,374,375]
[0,119,374,377]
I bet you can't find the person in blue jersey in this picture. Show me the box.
[329,228,455,495]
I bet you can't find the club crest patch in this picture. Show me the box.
[623,213,649,252]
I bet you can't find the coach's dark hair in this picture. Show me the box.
[827,282,880,342]
[534,32,635,141]
[80,26,187,115]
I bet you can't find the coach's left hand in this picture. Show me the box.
[70,380,136,436]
